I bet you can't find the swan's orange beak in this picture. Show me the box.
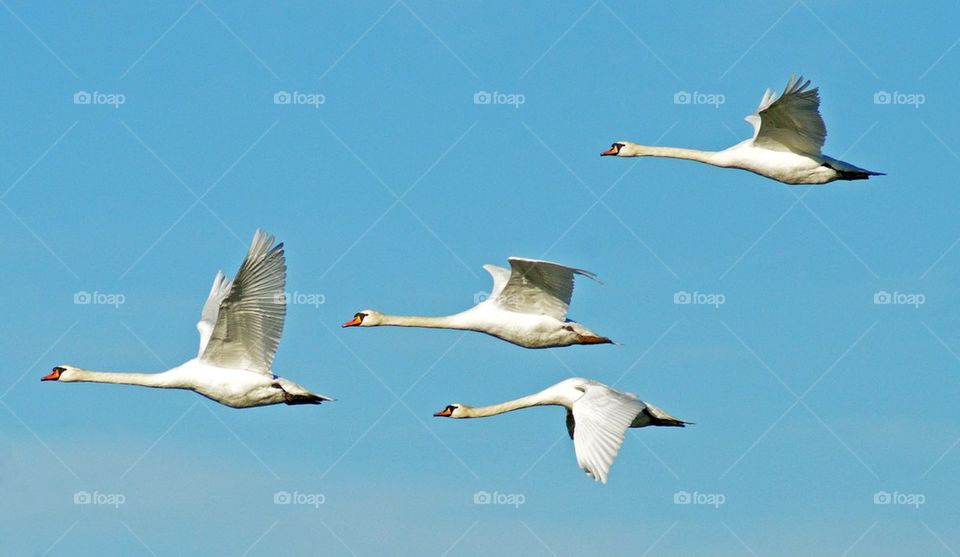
[434,407,453,417]
[342,316,363,328]
[600,143,623,157]
[41,367,63,381]
[578,335,613,345]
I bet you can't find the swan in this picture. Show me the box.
[343,257,612,348]
[41,229,333,408]
[434,377,689,483]
[601,74,884,185]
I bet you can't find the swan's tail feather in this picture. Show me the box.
[645,412,690,427]
[284,392,335,405]
[638,402,692,428]
[821,157,885,181]
[273,378,334,405]
[836,168,884,181]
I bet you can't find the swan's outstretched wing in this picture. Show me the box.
[482,264,512,300]
[197,271,232,356]
[199,229,286,375]
[745,74,826,156]
[492,257,599,321]
[569,383,643,484]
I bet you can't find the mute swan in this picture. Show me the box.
[434,377,689,483]
[602,74,884,185]
[42,230,333,408]
[343,257,611,348]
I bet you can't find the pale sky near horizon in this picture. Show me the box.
[2,1,960,555]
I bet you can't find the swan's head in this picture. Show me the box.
[342,310,383,327]
[41,365,75,381]
[556,322,613,346]
[600,141,639,157]
[433,403,469,418]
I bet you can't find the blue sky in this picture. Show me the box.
[2,0,959,555]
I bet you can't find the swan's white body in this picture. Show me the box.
[344,257,611,348]
[435,377,689,483]
[43,230,332,408]
[603,75,883,185]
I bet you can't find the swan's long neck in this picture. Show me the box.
[60,369,186,389]
[461,392,556,418]
[376,314,468,330]
[624,144,727,166]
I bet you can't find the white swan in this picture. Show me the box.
[42,230,333,408]
[434,377,689,483]
[602,74,884,184]
[343,257,611,348]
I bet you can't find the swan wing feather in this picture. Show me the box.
[197,270,232,357]
[493,257,599,321]
[746,74,826,156]
[570,383,643,484]
[482,264,512,301]
[199,229,286,375]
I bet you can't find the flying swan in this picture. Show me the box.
[343,257,611,348]
[602,74,883,184]
[434,377,689,483]
[42,229,333,408]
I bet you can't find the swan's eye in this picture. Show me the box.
[447,405,456,412]
[355,312,367,320]
[562,325,575,332]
